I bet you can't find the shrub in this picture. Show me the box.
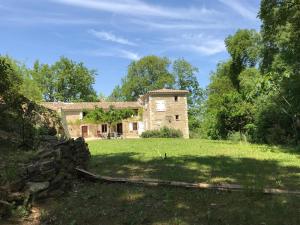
[141,127,183,138]
[228,131,249,142]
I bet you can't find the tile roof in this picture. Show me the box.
[147,88,189,94]
[41,89,188,111]
[41,101,141,111]
[139,88,189,100]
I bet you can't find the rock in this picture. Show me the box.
[7,192,25,202]
[26,182,49,194]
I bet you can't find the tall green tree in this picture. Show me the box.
[110,56,174,101]
[203,29,262,140]
[0,56,23,102]
[32,57,98,102]
[258,0,300,144]
[225,29,261,90]
[31,61,56,102]
[0,55,42,102]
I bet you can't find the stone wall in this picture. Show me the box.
[63,110,81,122]
[0,135,91,219]
[147,94,189,138]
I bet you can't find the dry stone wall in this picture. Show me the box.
[0,135,91,219]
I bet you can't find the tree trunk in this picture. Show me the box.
[107,123,111,139]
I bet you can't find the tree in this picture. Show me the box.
[109,85,126,101]
[31,61,56,102]
[225,29,261,90]
[32,57,98,102]
[201,29,262,140]
[110,56,174,101]
[0,56,43,102]
[0,56,22,102]
[259,0,300,143]
[84,106,135,138]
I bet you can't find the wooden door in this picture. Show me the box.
[117,123,123,134]
[81,126,88,138]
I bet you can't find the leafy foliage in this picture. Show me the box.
[202,29,262,140]
[32,57,97,102]
[258,0,300,144]
[202,2,300,145]
[141,127,183,138]
[84,106,135,137]
[0,56,23,103]
[111,56,174,101]
[1,55,97,103]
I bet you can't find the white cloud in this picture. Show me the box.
[218,0,258,20]
[52,0,218,20]
[88,29,136,46]
[188,40,226,55]
[163,33,226,56]
[131,19,229,30]
[5,16,100,25]
[118,49,140,60]
[81,48,140,61]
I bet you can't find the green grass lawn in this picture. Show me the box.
[42,182,300,225]
[88,139,300,190]
[39,139,300,225]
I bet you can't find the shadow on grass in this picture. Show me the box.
[42,181,300,225]
[89,152,300,190]
[40,151,300,225]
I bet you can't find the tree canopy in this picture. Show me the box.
[32,57,98,102]
[201,1,300,144]
[111,55,174,101]
[0,56,98,103]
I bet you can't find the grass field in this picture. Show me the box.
[88,139,300,190]
[40,139,300,225]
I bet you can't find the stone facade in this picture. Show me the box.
[42,89,190,139]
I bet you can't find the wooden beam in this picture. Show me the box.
[75,167,300,195]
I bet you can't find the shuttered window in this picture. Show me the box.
[129,122,138,131]
[156,100,166,111]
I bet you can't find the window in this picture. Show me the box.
[101,124,107,133]
[156,100,166,111]
[175,115,179,120]
[174,96,178,102]
[133,122,138,131]
[129,122,138,131]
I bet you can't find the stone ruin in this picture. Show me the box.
[0,135,91,218]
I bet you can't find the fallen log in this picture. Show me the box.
[75,167,300,195]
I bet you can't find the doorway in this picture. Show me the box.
[117,123,123,135]
[81,125,88,138]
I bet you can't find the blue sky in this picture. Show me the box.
[0,0,260,96]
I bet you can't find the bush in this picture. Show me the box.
[141,127,183,138]
[228,131,249,143]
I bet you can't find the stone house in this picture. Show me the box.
[42,88,189,139]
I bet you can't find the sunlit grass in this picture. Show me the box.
[39,139,300,225]
[87,139,300,189]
